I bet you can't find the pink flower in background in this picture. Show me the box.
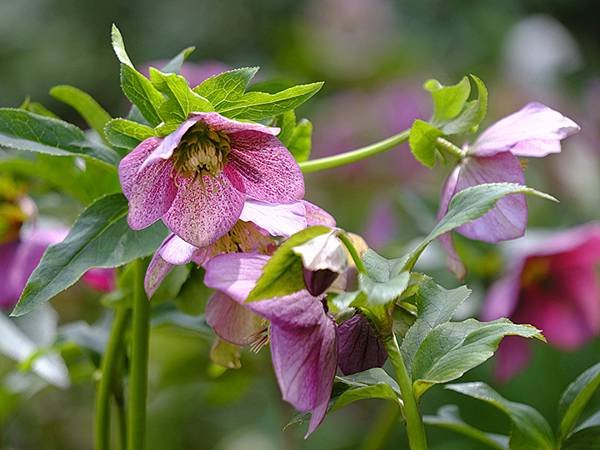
[144,199,335,297]
[482,224,600,381]
[438,103,580,278]
[82,268,116,293]
[119,112,304,248]
[141,61,229,88]
[363,200,397,250]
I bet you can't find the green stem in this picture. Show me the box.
[95,307,130,450]
[383,334,428,450]
[299,130,410,173]
[359,402,401,450]
[338,232,367,274]
[127,259,150,450]
[435,137,465,159]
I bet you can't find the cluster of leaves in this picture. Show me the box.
[3,25,321,317]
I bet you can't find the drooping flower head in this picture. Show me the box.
[119,112,304,248]
[438,103,580,277]
[482,223,600,381]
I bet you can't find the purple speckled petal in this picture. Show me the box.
[455,152,527,243]
[472,102,580,158]
[337,315,387,375]
[228,131,305,202]
[203,253,269,302]
[142,117,200,168]
[144,252,173,298]
[118,137,163,198]
[205,291,265,346]
[239,200,307,237]
[188,112,279,135]
[82,268,115,293]
[303,201,336,227]
[437,167,466,278]
[163,172,245,247]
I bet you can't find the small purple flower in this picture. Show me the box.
[82,268,116,293]
[144,200,335,297]
[438,103,580,277]
[337,314,387,376]
[119,112,304,248]
[482,223,600,381]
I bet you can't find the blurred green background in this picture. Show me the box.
[1,1,599,449]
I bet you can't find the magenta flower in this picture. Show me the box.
[82,268,116,293]
[204,253,337,436]
[482,223,600,381]
[438,103,580,277]
[337,314,387,375]
[119,112,304,247]
[144,200,335,297]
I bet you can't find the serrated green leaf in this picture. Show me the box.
[403,183,558,271]
[563,411,600,450]
[557,362,600,442]
[425,76,472,123]
[246,226,331,302]
[111,24,133,67]
[104,118,156,152]
[424,405,509,450]
[401,277,471,372]
[193,67,259,107]
[289,119,312,162]
[159,46,195,75]
[447,382,555,450]
[359,271,410,306]
[11,194,169,317]
[409,119,443,168]
[441,75,488,135]
[332,368,401,411]
[50,85,112,143]
[219,82,323,121]
[120,65,165,126]
[412,319,544,398]
[0,108,119,166]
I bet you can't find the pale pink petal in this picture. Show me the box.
[126,158,177,230]
[228,131,304,202]
[144,252,174,298]
[162,172,245,247]
[0,242,20,309]
[472,102,580,158]
[158,233,198,265]
[205,292,264,346]
[247,291,325,329]
[337,314,387,376]
[303,201,336,227]
[82,268,116,292]
[455,152,527,243]
[203,253,269,302]
[239,200,307,237]
[119,137,163,198]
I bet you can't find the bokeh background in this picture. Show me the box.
[1,0,599,449]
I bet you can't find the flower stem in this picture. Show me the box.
[298,130,410,173]
[383,333,428,450]
[435,137,465,160]
[127,259,150,450]
[338,232,367,274]
[95,306,130,450]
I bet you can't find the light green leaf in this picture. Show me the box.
[358,272,410,306]
[424,405,509,450]
[219,82,323,121]
[401,277,471,372]
[404,183,557,271]
[409,119,443,168]
[193,67,259,107]
[441,75,488,135]
[332,368,401,411]
[0,108,119,166]
[558,362,600,442]
[425,76,472,123]
[563,411,600,450]
[159,46,195,75]
[19,98,59,118]
[120,65,165,126]
[246,226,331,302]
[50,85,112,142]
[412,319,544,398]
[11,194,169,317]
[111,24,133,67]
[104,118,156,152]
[447,382,555,450]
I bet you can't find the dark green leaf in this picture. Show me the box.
[412,319,544,398]
[0,108,119,166]
[409,119,443,168]
[50,85,112,142]
[358,271,410,306]
[246,226,331,302]
[11,194,168,317]
[447,382,555,450]
[120,65,165,126]
[104,118,156,152]
[563,411,600,450]
[332,368,401,411]
[424,405,509,450]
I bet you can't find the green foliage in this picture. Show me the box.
[441,75,488,135]
[158,46,195,75]
[0,108,119,166]
[562,411,600,450]
[409,119,444,168]
[246,226,331,302]
[49,85,112,142]
[19,98,59,118]
[193,67,259,107]
[425,76,472,123]
[412,319,543,398]
[12,194,168,317]
[358,272,410,306]
[446,382,556,450]
[277,111,312,162]
[104,118,156,152]
[332,368,401,411]
[424,405,509,450]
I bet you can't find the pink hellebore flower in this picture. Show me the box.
[144,199,335,297]
[438,102,580,278]
[119,113,304,248]
[82,268,117,293]
[482,223,600,381]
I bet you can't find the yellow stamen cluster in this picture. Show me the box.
[172,122,231,178]
[249,327,270,353]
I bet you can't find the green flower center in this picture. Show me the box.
[173,122,231,178]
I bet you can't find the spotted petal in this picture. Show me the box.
[119,137,163,198]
